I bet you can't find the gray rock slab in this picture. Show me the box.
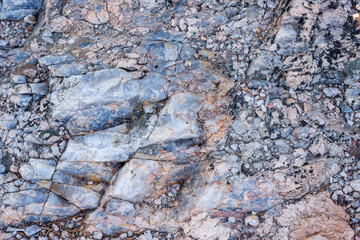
[50,68,168,133]
[111,159,160,201]
[30,83,48,95]
[350,180,360,192]
[0,0,43,20]
[111,159,195,202]
[55,161,114,182]
[146,93,201,145]
[3,190,48,208]
[19,158,56,181]
[49,183,101,210]
[48,63,87,77]
[85,199,136,235]
[60,116,157,162]
[323,88,341,97]
[42,192,80,218]
[38,55,75,66]
[24,225,41,237]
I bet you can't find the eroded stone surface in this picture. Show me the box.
[276,192,354,240]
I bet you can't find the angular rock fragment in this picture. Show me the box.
[30,83,48,95]
[275,25,297,43]
[350,180,360,192]
[38,55,75,66]
[48,183,101,210]
[48,63,87,77]
[19,158,56,181]
[177,163,282,219]
[134,138,201,162]
[111,159,160,202]
[41,192,80,219]
[85,199,138,235]
[24,225,41,237]
[54,161,114,183]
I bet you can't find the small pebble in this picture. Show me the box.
[228,216,236,223]
[120,233,127,239]
[24,14,37,24]
[93,231,103,240]
[245,215,259,227]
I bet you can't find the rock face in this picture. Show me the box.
[276,192,354,240]
[50,69,168,134]
[0,0,359,239]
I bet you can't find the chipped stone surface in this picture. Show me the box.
[0,0,359,239]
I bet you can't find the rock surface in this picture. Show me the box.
[276,192,354,240]
[0,0,359,239]
[0,0,43,20]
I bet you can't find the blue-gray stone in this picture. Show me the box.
[0,164,5,173]
[30,83,48,95]
[49,63,87,77]
[323,88,341,97]
[49,183,101,210]
[3,190,48,207]
[0,0,43,20]
[16,95,32,107]
[11,75,26,84]
[24,225,41,237]
[55,161,113,182]
[41,192,80,218]
[19,158,56,181]
[38,55,75,66]
[51,68,168,133]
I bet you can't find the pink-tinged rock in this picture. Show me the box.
[276,192,354,240]
[275,158,340,200]
[84,10,109,25]
[48,16,73,32]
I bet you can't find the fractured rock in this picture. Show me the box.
[50,69,168,133]
[41,192,80,219]
[48,183,101,210]
[60,117,157,163]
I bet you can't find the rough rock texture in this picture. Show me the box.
[0,0,359,239]
[275,192,354,240]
